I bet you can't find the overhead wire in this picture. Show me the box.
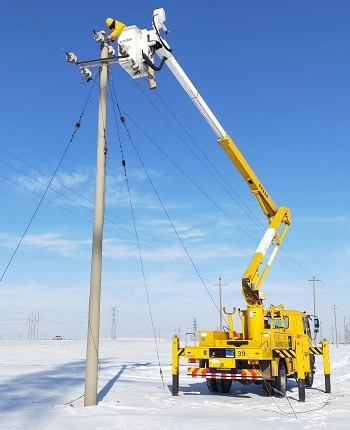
[130,80,264,231]
[108,73,227,328]
[122,76,279,257]
[2,2,337,331]
[132,52,331,290]
[0,77,96,284]
[116,105,257,244]
[115,103,312,285]
[126,71,326,284]
[0,156,219,282]
[1,60,334,322]
[149,86,319,280]
[12,0,337,317]
[6,5,339,411]
[108,72,166,390]
[110,67,339,328]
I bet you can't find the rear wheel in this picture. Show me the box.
[262,379,275,396]
[275,361,287,396]
[207,378,219,392]
[218,379,232,393]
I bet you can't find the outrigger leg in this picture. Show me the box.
[296,336,305,402]
[172,335,180,396]
[322,339,331,393]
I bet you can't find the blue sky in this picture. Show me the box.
[0,0,349,341]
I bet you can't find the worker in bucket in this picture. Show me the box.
[105,18,126,41]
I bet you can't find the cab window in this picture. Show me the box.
[265,316,289,329]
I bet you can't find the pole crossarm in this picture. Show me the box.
[76,55,128,68]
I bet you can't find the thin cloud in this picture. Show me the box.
[54,170,89,188]
[0,232,90,257]
[130,167,163,181]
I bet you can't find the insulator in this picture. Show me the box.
[81,67,92,80]
[108,45,116,56]
[66,52,77,64]
[93,30,105,43]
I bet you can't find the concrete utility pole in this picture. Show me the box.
[332,305,338,348]
[344,316,347,347]
[308,276,320,346]
[67,31,128,406]
[84,41,109,407]
[214,276,228,330]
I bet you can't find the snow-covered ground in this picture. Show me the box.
[0,339,349,429]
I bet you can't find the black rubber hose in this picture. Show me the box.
[152,15,172,53]
[142,52,167,71]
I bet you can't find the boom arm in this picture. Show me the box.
[116,8,291,305]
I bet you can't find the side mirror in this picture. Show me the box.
[314,316,320,330]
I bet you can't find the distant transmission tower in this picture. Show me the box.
[192,318,197,342]
[27,313,41,340]
[110,307,118,340]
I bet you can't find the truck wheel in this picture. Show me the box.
[305,356,315,387]
[207,378,219,392]
[274,362,287,396]
[305,371,314,387]
[262,380,275,396]
[218,379,232,393]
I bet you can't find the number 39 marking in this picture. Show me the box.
[237,350,246,357]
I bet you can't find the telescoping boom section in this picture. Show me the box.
[114,8,330,402]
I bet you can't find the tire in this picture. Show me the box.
[218,379,232,393]
[207,378,219,392]
[305,356,315,387]
[262,379,275,396]
[275,361,287,396]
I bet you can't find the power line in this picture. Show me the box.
[0,81,96,284]
[0,150,222,282]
